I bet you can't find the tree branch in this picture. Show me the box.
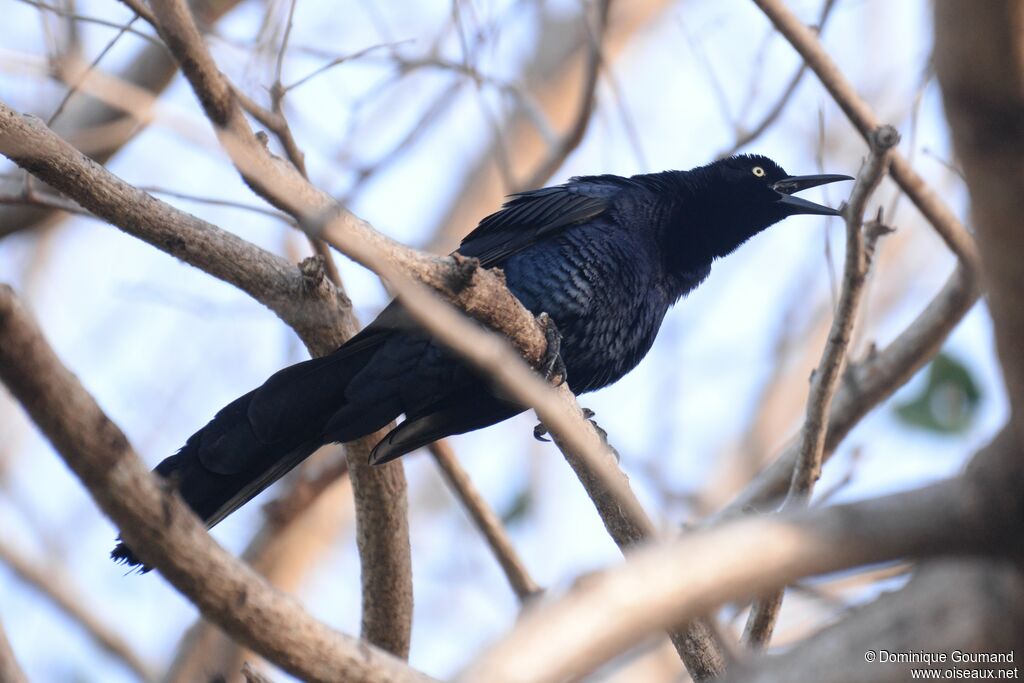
[429,440,541,603]
[458,431,1022,683]
[751,0,980,273]
[725,559,1024,683]
[744,125,898,649]
[0,537,156,682]
[0,618,27,683]
[934,0,1024,447]
[0,102,352,357]
[0,0,244,239]
[718,261,978,519]
[0,285,435,683]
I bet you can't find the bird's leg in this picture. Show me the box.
[535,312,567,386]
[533,408,619,462]
[533,408,596,443]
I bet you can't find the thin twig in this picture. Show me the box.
[17,0,163,46]
[742,125,900,649]
[0,537,157,682]
[717,0,837,159]
[519,0,611,191]
[429,440,541,603]
[48,17,141,126]
[116,0,157,26]
[751,0,980,272]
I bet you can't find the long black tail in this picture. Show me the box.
[112,341,384,569]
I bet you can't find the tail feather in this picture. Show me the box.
[112,343,386,570]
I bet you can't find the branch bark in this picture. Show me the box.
[458,425,1024,683]
[0,285,434,683]
[0,538,156,682]
[429,440,540,603]
[744,125,898,648]
[934,0,1024,447]
[0,619,27,683]
[726,559,1024,683]
[0,0,243,239]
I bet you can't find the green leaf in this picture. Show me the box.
[894,352,981,434]
[500,487,533,526]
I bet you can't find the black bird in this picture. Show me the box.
[112,154,850,567]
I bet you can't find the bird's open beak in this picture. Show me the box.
[771,174,854,216]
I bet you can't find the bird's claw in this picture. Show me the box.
[533,422,551,442]
[536,313,567,385]
[533,408,618,461]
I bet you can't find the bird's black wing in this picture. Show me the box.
[457,183,614,267]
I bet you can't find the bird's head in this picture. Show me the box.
[667,154,852,263]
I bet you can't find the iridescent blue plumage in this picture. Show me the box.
[112,154,851,568]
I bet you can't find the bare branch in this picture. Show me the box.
[0,537,156,682]
[458,458,1019,683]
[518,0,610,191]
[725,559,1024,683]
[0,0,243,239]
[0,285,435,683]
[0,102,353,357]
[934,0,1024,445]
[429,440,541,603]
[0,618,27,683]
[344,433,413,658]
[718,0,837,159]
[718,262,978,519]
[744,125,899,648]
[751,0,981,273]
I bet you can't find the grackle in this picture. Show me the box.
[113,154,850,567]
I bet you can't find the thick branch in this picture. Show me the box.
[344,433,413,658]
[934,0,1024,447]
[725,559,1024,683]
[0,286,434,683]
[458,459,1019,683]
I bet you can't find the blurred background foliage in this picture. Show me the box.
[0,0,1002,681]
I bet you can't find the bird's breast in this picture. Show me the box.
[500,226,671,394]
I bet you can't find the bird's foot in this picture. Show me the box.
[536,313,567,386]
[533,409,618,462]
[534,407,596,442]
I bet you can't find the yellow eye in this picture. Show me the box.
[752,166,766,177]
